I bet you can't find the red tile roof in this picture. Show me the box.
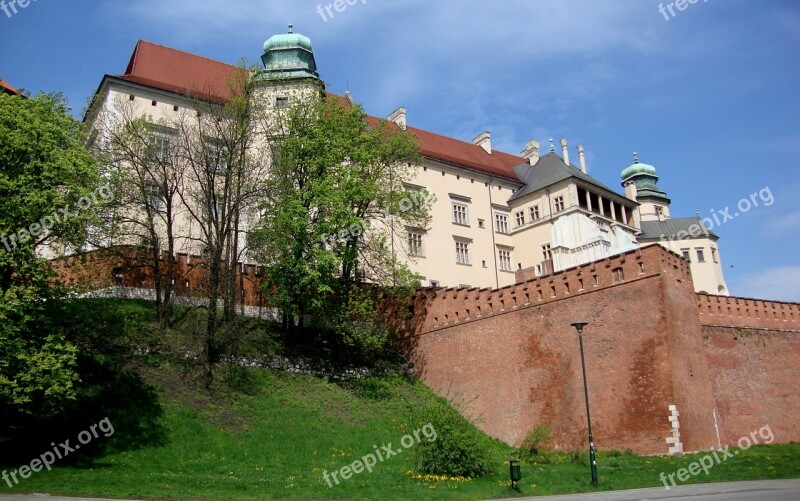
[112,40,526,181]
[1,78,21,96]
[404,124,524,181]
[120,40,246,103]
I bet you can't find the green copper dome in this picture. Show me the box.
[620,153,670,202]
[263,32,314,53]
[621,154,657,181]
[260,25,319,80]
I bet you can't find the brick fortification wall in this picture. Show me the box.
[401,244,800,454]
[697,294,800,448]
[51,245,800,454]
[50,247,269,310]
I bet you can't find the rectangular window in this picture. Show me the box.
[276,96,289,108]
[499,250,512,271]
[452,203,469,225]
[554,196,565,213]
[144,183,166,212]
[148,129,173,163]
[495,213,509,234]
[206,140,224,175]
[696,248,706,263]
[711,247,718,263]
[478,219,485,229]
[681,249,691,262]
[408,232,424,257]
[515,211,525,228]
[529,205,540,221]
[542,243,552,261]
[455,241,470,265]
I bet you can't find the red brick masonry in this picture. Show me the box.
[53,244,800,454]
[399,244,799,454]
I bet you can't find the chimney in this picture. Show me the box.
[522,139,541,165]
[577,144,587,174]
[560,138,570,166]
[473,131,492,154]
[388,106,407,130]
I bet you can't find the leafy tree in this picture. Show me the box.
[0,92,100,417]
[250,96,431,343]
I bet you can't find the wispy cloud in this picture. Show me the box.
[765,209,800,234]
[732,266,800,302]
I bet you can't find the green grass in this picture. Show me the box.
[1,299,799,500]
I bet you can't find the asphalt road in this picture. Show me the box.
[493,479,800,500]
[0,479,798,501]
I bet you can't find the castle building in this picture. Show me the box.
[84,28,729,295]
[622,155,728,295]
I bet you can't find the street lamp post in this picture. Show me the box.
[571,321,599,487]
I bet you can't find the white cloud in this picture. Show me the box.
[764,209,800,234]
[731,266,800,302]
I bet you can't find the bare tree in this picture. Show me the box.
[92,96,184,328]
[170,68,271,384]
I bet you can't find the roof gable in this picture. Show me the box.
[639,217,718,240]
[111,40,527,181]
[119,40,246,103]
[508,152,621,203]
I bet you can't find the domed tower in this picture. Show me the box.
[621,153,671,223]
[260,25,320,81]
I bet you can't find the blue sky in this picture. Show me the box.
[1,0,799,300]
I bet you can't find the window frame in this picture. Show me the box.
[407,231,425,257]
[452,202,470,226]
[498,249,513,272]
[696,248,706,263]
[494,212,510,234]
[455,240,471,265]
[553,196,565,213]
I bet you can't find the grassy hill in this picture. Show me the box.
[0,299,798,500]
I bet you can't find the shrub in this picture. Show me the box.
[354,376,394,400]
[520,424,553,456]
[414,400,492,478]
[568,449,588,466]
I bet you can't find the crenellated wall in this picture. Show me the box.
[697,294,800,449]
[50,247,269,310]
[697,293,800,331]
[50,245,800,454]
[415,244,691,335]
[401,244,799,454]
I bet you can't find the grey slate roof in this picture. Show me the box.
[639,217,719,240]
[507,153,627,204]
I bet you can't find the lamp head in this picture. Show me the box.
[571,321,589,334]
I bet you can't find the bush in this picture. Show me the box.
[520,424,553,456]
[414,400,492,478]
[354,376,394,400]
[568,449,588,466]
